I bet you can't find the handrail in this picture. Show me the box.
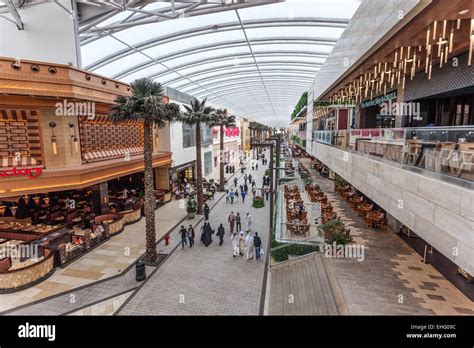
[314,126,474,187]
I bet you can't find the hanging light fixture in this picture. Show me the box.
[68,122,79,153]
[49,122,57,155]
[449,21,454,52]
[469,18,474,66]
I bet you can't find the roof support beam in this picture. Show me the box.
[195,84,311,98]
[182,75,316,94]
[175,68,319,90]
[6,0,23,30]
[111,37,332,78]
[143,51,329,81]
[168,61,322,86]
[107,32,253,117]
[83,17,345,69]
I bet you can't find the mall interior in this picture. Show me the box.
[0,0,472,317]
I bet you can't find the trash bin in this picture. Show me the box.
[135,260,146,282]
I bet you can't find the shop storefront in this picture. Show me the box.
[359,91,398,128]
[168,160,195,192]
[0,57,172,292]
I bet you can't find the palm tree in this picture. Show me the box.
[210,109,236,192]
[110,78,180,264]
[180,98,215,214]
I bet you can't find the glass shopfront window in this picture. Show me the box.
[182,123,195,148]
[182,124,213,148]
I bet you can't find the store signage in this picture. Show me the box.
[224,127,240,137]
[0,167,43,179]
[361,91,397,109]
[313,100,354,107]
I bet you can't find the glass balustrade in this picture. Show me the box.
[314,126,474,182]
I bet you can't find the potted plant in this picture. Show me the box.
[186,198,197,219]
[317,218,345,242]
[252,195,265,208]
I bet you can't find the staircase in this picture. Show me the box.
[267,253,340,315]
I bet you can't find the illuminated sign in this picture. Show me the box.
[360,91,397,109]
[224,127,240,137]
[0,167,43,179]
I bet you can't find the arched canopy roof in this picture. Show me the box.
[78,0,360,127]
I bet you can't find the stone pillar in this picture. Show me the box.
[90,182,109,215]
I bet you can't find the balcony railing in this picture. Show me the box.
[314,126,474,183]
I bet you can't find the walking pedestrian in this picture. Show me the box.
[252,164,254,171]
[252,187,256,197]
[239,184,243,193]
[245,212,252,232]
[204,203,210,221]
[251,179,256,189]
[244,174,248,185]
[232,232,239,257]
[248,174,252,183]
[217,223,225,246]
[179,225,187,249]
[225,189,229,203]
[238,231,245,256]
[244,183,248,192]
[256,163,258,170]
[236,212,241,231]
[254,232,262,260]
[187,224,195,247]
[201,222,213,247]
[245,231,254,260]
[233,177,238,187]
[241,190,247,203]
[235,189,239,202]
[230,189,235,204]
[228,212,236,234]
[265,186,270,201]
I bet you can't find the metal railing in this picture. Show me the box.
[314,126,474,182]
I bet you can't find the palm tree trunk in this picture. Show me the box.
[143,117,157,264]
[219,124,225,192]
[195,122,204,214]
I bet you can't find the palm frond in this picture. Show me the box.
[109,78,180,127]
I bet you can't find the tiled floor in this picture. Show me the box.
[119,152,271,315]
[68,290,135,316]
[0,195,187,313]
[294,158,474,315]
[393,253,474,315]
